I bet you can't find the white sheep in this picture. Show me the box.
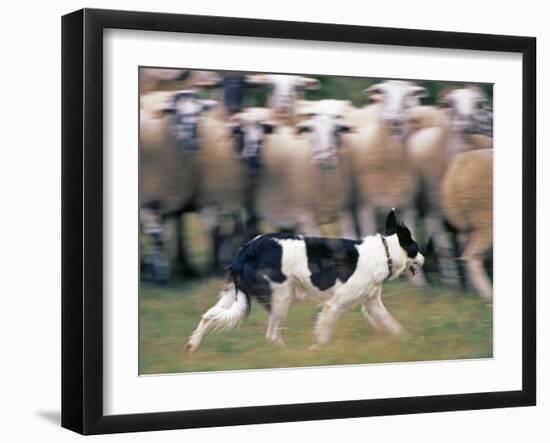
[229,100,355,237]
[344,80,429,285]
[246,74,320,121]
[347,82,424,230]
[293,99,356,236]
[139,90,216,281]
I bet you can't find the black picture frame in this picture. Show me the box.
[61,8,536,435]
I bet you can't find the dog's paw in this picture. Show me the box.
[308,344,323,351]
[266,335,286,347]
[184,342,196,353]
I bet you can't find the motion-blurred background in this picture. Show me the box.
[139,68,493,374]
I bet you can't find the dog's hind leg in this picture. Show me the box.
[265,283,293,346]
[363,287,403,335]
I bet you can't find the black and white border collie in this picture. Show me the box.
[185,210,424,352]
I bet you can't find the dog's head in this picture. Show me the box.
[385,209,425,277]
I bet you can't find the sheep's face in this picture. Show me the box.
[385,209,425,278]
[163,92,216,151]
[256,75,320,114]
[297,115,352,166]
[438,87,491,134]
[295,100,354,166]
[364,81,427,137]
[229,113,274,171]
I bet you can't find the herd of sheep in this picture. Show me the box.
[139,68,494,298]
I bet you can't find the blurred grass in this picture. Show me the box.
[141,214,492,375]
[139,278,492,375]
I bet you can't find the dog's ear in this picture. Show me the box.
[385,209,398,235]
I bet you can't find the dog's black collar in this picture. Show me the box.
[381,235,393,279]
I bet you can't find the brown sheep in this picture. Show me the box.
[406,87,493,285]
[441,149,493,298]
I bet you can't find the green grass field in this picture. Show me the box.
[139,277,493,375]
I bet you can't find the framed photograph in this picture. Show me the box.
[62,8,536,435]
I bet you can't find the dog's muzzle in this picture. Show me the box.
[409,253,425,276]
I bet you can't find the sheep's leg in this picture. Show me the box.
[163,215,178,262]
[462,230,493,298]
[402,207,428,288]
[175,214,199,278]
[358,203,376,236]
[216,214,241,271]
[140,208,170,284]
[340,209,358,239]
[265,283,293,346]
[197,208,225,274]
[210,224,223,273]
[466,259,492,299]
[425,214,460,286]
[363,287,403,335]
[207,213,236,274]
[297,212,321,236]
[166,215,200,279]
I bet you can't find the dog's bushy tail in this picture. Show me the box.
[185,280,250,353]
[185,236,265,353]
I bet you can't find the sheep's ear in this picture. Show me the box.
[200,99,217,112]
[437,87,454,108]
[295,101,316,117]
[160,105,175,115]
[160,98,177,115]
[411,86,428,98]
[174,90,197,100]
[437,98,452,109]
[194,73,222,89]
[296,122,312,134]
[245,74,271,86]
[300,77,320,90]
[362,83,384,102]
[336,122,354,134]
[467,84,485,95]
[385,209,398,234]
[226,114,242,134]
[160,90,196,114]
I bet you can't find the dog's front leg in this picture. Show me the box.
[310,302,342,350]
[310,289,359,350]
[364,287,403,335]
